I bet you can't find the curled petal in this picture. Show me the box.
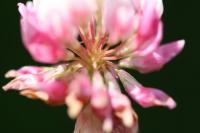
[3,66,46,91]
[20,80,68,105]
[20,90,49,101]
[133,22,163,57]
[3,65,68,105]
[132,87,176,109]
[91,72,111,113]
[41,80,68,104]
[120,40,185,73]
[91,72,109,111]
[3,74,41,91]
[109,88,137,128]
[118,70,176,109]
[66,93,84,119]
[66,74,91,118]
[105,71,138,130]
[103,0,136,43]
[90,72,113,132]
[11,66,43,75]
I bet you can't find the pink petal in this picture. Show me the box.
[19,6,66,63]
[66,74,92,118]
[3,66,46,91]
[29,0,75,37]
[109,88,131,112]
[132,87,176,109]
[132,0,164,56]
[109,88,138,128]
[23,34,66,64]
[32,0,96,36]
[128,40,185,73]
[4,66,43,78]
[3,65,68,105]
[103,0,136,43]
[91,72,111,119]
[137,0,160,39]
[118,70,176,109]
[133,22,163,57]
[67,0,97,26]
[42,80,68,104]
[133,0,163,17]
[69,74,91,102]
[16,66,43,75]
[105,71,131,112]
[18,2,77,64]
[105,71,138,129]
[3,74,41,91]
[90,72,115,132]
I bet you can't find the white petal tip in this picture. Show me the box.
[166,98,177,109]
[177,40,185,49]
[103,118,113,133]
[66,96,83,119]
[17,3,23,7]
[68,105,82,119]
[123,111,134,127]
[5,70,17,78]
[2,85,8,91]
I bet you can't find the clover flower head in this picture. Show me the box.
[3,0,184,132]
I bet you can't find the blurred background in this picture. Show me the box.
[0,0,199,133]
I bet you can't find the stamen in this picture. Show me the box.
[103,56,120,61]
[96,32,108,49]
[89,17,96,44]
[79,28,91,50]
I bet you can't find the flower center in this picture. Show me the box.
[66,20,130,73]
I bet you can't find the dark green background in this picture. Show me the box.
[0,0,199,133]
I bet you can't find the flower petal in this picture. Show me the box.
[67,0,97,26]
[19,4,67,63]
[103,0,136,43]
[3,65,68,105]
[118,70,176,109]
[138,0,160,39]
[66,73,91,118]
[109,88,136,128]
[41,80,68,104]
[18,1,79,64]
[133,22,163,57]
[133,0,163,18]
[132,0,164,56]
[91,72,111,118]
[90,72,114,132]
[120,40,185,73]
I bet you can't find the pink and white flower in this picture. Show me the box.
[3,0,185,132]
